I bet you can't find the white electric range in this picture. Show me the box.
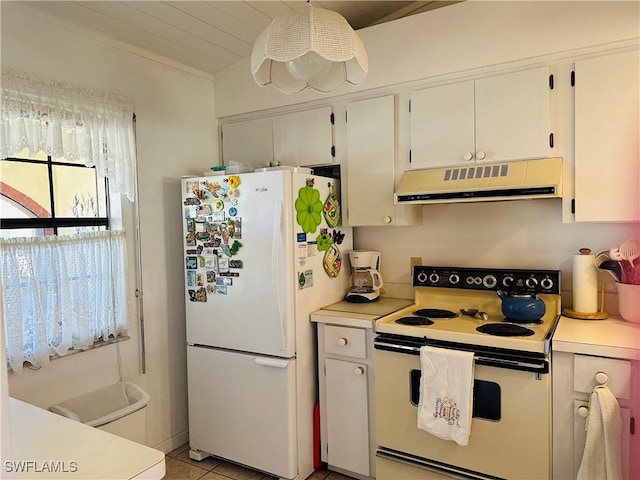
[374,265,562,480]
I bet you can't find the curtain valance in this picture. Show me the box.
[0,67,137,202]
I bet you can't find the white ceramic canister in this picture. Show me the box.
[616,282,640,323]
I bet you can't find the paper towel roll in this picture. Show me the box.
[573,248,598,313]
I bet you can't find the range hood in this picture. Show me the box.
[394,157,563,205]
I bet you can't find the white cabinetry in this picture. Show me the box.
[317,323,374,478]
[221,117,273,171]
[573,50,640,222]
[221,106,334,171]
[410,67,552,169]
[344,95,421,226]
[552,316,640,480]
[273,106,334,167]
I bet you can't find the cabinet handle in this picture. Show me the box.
[463,152,474,161]
[578,406,589,418]
[383,216,392,224]
[338,338,348,346]
[476,151,487,160]
[354,367,365,375]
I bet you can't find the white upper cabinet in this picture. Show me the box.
[345,95,421,227]
[272,106,335,167]
[410,67,553,169]
[221,117,273,171]
[573,50,640,222]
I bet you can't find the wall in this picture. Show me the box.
[214,1,640,117]
[1,3,217,452]
[214,1,640,309]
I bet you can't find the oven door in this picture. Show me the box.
[374,335,551,480]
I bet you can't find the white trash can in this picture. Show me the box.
[50,381,150,444]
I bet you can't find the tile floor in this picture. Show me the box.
[163,444,356,480]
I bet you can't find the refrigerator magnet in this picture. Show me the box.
[298,270,314,290]
[215,286,228,295]
[195,287,207,301]
[233,218,242,239]
[218,257,229,272]
[206,285,215,294]
[186,218,195,232]
[186,271,196,287]
[196,273,204,286]
[185,206,197,219]
[215,277,232,287]
[185,232,196,247]
[228,207,237,217]
[316,228,332,252]
[188,289,197,302]
[196,232,211,242]
[295,186,323,234]
[186,257,198,270]
[229,260,243,269]
[183,197,200,206]
[204,256,217,269]
[206,271,215,283]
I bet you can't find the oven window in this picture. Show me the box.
[410,370,501,421]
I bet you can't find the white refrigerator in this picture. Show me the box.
[180,169,352,479]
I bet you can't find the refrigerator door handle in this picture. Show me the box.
[254,357,290,368]
[272,201,286,349]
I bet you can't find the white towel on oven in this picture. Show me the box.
[417,345,475,446]
[577,385,623,480]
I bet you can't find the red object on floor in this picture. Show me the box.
[313,402,322,470]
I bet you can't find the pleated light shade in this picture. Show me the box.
[251,4,368,94]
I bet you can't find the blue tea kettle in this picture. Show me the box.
[496,290,546,323]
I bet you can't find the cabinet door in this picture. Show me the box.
[325,358,370,476]
[574,50,640,222]
[410,81,475,169]
[475,66,551,163]
[221,117,273,171]
[272,106,334,167]
[346,95,397,226]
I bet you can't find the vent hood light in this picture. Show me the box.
[394,157,563,205]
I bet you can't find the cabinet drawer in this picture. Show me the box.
[324,325,366,358]
[573,354,631,400]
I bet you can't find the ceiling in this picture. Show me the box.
[21,1,459,77]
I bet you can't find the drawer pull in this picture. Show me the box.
[338,337,348,346]
[354,367,365,376]
[595,371,609,385]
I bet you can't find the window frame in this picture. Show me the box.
[0,155,111,234]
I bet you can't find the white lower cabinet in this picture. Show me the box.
[316,323,375,479]
[553,350,638,480]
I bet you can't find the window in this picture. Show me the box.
[1,67,136,374]
[0,151,128,374]
[1,150,109,238]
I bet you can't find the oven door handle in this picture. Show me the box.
[374,340,548,374]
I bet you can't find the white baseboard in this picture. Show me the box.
[153,429,189,454]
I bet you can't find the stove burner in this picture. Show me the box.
[476,323,535,337]
[504,317,543,325]
[413,309,459,319]
[395,316,435,326]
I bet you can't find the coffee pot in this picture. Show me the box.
[346,251,384,303]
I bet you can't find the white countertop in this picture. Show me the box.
[7,398,165,479]
[311,297,414,329]
[553,315,640,360]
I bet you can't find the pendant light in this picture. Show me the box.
[251,3,368,94]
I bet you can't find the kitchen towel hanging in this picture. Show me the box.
[573,248,598,313]
[417,346,474,446]
[576,384,623,480]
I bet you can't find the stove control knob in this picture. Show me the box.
[540,277,554,290]
[417,272,428,284]
[483,274,498,289]
[448,273,460,285]
[502,276,514,288]
[526,277,539,289]
[428,273,440,284]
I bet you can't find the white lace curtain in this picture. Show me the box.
[0,67,137,202]
[1,231,128,374]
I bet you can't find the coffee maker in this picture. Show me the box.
[345,250,384,303]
